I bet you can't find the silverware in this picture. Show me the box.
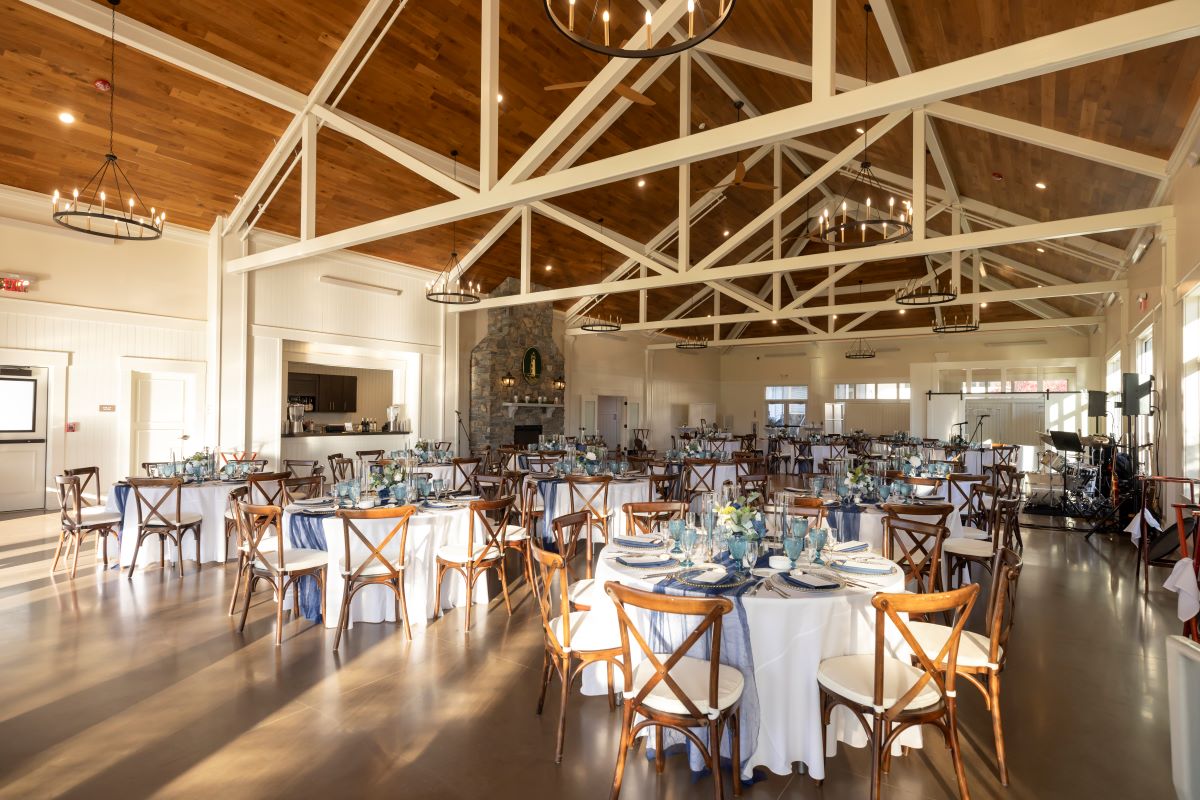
[644,569,682,579]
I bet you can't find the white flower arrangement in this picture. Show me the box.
[844,466,875,494]
[584,451,598,461]
[908,454,923,469]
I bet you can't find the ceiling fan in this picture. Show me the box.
[693,101,777,194]
[543,81,655,106]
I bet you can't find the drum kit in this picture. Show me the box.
[1034,431,1113,518]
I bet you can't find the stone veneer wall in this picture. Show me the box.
[469,278,565,451]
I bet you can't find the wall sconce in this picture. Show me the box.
[500,371,517,388]
[552,377,566,391]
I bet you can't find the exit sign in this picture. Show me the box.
[1,275,31,293]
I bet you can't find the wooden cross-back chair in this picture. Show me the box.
[451,457,481,493]
[903,475,945,500]
[476,472,517,501]
[284,459,322,479]
[247,471,289,506]
[141,461,173,477]
[828,442,848,460]
[234,502,328,646]
[818,584,980,800]
[736,473,769,503]
[53,473,122,577]
[433,495,516,633]
[985,463,1020,498]
[993,445,1019,466]
[785,495,827,530]
[882,501,954,529]
[732,456,767,479]
[355,449,384,461]
[622,501,687,537]
[526,453,559,474]
[965,482,1000,532]
[790,440,814,475]
[224,486,252,614]
[738,433,756,450]
[1135,476,1200,594]
[681,458,718,503]
[648,472,680,503]
[63,466,102,506]
[332,505,416,649]
[565,474,613,545]
[327,454,354,481]
[550,509,599,611]
[520,476,547,539]
[944,496,1021,591]
[627,454,655,474]
[531,543,623,764]
[946,474,986,520]
[434,441,452,451]
[283,475,324,504]
[883,516,949,596]
[604,581,744,800]
[125,477,203,578]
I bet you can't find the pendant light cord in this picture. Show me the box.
[109,3,116,154]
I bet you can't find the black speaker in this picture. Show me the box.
[1088,390,1106,418]
[1122,372,1152,416]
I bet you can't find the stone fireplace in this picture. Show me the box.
[469,278,564,451]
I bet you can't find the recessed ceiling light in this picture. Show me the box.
[771,319,778,325]
[637,178,645,188]
[855,127,865,134]
[899,308,906,315]
[58,111,75,124]
[722,229,730,237]
[1035,181,1047,190]
[496,93,504,103]
[832,314,838,320]
[544,264,552,271]
[981,302,989,308]
[1036,246,1045,253]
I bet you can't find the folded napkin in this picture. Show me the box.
[783,570,839,590]
[613,535,664,549]
[616,554,675,568]
[451,493,481,500]
[1126,508,1162,545]
[828,556,895,575]
[690,566,730,585]
[1164,558,1200,622]
[831,540,870,554]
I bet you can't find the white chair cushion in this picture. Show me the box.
[960,526,990,539]
[548,610,620,653]
[817,654,941,712]
[435,542,501,564]
[503,524,529,541]
[240,536,280,554]
[907,621,1000,669]
[78,506,122,525]
[339,557,399,577]
[253,547,327,572]
[567,577,595,606]
[144,511,203,527]
[943,538,994,558]
[630,655,744,718]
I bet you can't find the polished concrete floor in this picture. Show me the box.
[0,510,1180,799]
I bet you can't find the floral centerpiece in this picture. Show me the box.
[369,462,407,491]
[844,466,875,501]
[578,449,599,474]
[717,493,765,537]
[414,439,431,452]
[905,454,925,477]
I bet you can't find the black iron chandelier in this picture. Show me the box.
[932,308,980,334]
[675,335,708,350]
[895,276,958,305]
[844,282,876,358]
[52,0,165,241]
[425,151,482,305]
[581,316,620,332]
[806,4,911,250]
[544,0,735,59]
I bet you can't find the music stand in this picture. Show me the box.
[1050,430,1084,454]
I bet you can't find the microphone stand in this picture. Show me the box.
[970,415,989,446]
[454,410,471,456]
[951,421,968,442]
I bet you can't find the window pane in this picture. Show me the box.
[972,369,1001,393]
[834,383,853,400]
[939,370,965,393]
[766,385,807,400]
[899,383,911,400]
[1042,367,1076,391]
[766,403,785,426]
[877,382,898,399]
[1007,367,1037,392]
[785,403,806,426]
[855,383,875,400]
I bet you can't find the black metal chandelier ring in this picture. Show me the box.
[543,0,735,60]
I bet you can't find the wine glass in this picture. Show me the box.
[743,536,761,571]
[811,527,828,566]
[680,526,698,568]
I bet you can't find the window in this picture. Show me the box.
[765,385,807,427]
[835,382,910,400]
[1135,330,1155,473]
[970,369,1003,393]
[1041,367,1076,392]
[1106,352,1122,435]
[1007,367,1039,392]
[1186,296,1200,477]
[938,366,1075,394]
[939,370,966,393]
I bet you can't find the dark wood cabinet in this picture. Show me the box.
[289,372,357,413]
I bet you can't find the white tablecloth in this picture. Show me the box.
[531,476,652,541]
[107,480,244,568]
[283,505,489,629]
[581,546,911,780]
[851,505,967,554]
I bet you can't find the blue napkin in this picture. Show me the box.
[616,555,674,568]
[613,536,664,549]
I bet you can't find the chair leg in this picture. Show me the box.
[606,660,616,710]
[332,577,352,652]
[707,719,722,800]
[159,535,165,571]
[990,670,1009,786]
[177,534,186,578]
[51,529,68,573]
[946,700,971,799]
[433,564,446,621]
[237,571,254,632]
[497,560,513,616]
[102,530,111,569]
[464,569,474,633]
[228,553,246,615]
[537,651,553,715]
[70,531,84,578]
[610,703,635,800]
[870,714,885,800]
[555,655,570,764]
[274,579,286,646]
[194,528,202,573]
[654,726,665,773]
[397,577,412,641]
[730,709,742,796]
[127,534,144,578]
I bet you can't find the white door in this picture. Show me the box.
[130,370,198,473]
[0,368,48,511]
[597,395,623,449]
[580,395,598,439]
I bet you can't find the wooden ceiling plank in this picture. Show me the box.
[231,1,1200,274]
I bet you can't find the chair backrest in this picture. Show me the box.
[355,449,385,460]
[736,473,769,503]
[55,474,84,527]
[63,466,101,507]
[566,474,612,522]
[786,495,827,528]
[284,459,320,478]
[605,581,733,720]
[451,457,481,492]
[627,455,654,474]
[883,516,949,593]
[247,471,289,506]
[871,584,980,721]
[622,501,688,535]
[530,542,574,655]
[245,459,269,474]
[466,495,516,562]
[128,477,185,526]
[476,473,516,501]
[946,474,985,517]
[329,457,355,482]
[141,461,172,477]
[733,456,768,478]
[647,473,678,503]
[985,463,1020,497]
[882,501,954,528]
[550,509,590,562]
[526,453,558,474]
[434,441,451,451]
[967,482,1000,531]
[903,475,945,500]
[336,505,416,581]
[283,475,323,503]
[985,547,1023,669]
[238,502,291,572]
[682,458,718,494]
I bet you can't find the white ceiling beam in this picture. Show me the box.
[497,0,691,187]
[519,205,531,294]
[927,102,1169,178]
[646,316,1106,349]
[531,203,673,277]
[300,115,317,241]
[230,3,1199,273]
[679,51,692,271]
[697,39,862,91]
[811,0,836,99]
[571,280,1125,333]
[838,311,878,334]
[447,207,522,283]
[480,0,500,190]
[782,262,864,312]
[450,206,1168,310]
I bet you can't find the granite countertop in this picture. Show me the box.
[281,430,412,438]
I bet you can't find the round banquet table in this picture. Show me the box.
[412,463,454,486]
[107,479,245,568]
[282,503,488,628]
[578,543,915,780]
[524,475,652,543]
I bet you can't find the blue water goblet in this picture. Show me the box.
[811,528,828,566]
[783,533,804,569]
[680,526,698,568]
[668,519,686,554]
[726,533,749,576]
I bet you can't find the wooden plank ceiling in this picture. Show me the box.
[1,0,1196,339]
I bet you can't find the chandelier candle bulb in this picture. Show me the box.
[645,10,652,42]
[603,9,610,46]
[51,190,59,212]
[688,0,694,35]
[568,0,574,30]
